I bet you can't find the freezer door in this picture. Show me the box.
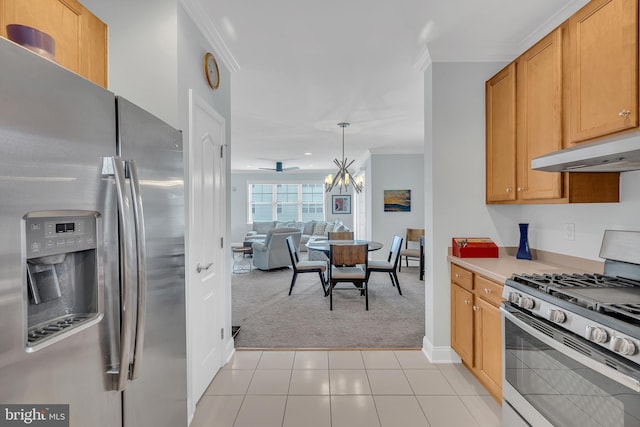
[0,39,121,425]
[116,97,187,427]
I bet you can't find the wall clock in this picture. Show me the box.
[203,52,220,90]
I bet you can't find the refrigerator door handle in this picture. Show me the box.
[112,156,135,391]
[128,160,147,380]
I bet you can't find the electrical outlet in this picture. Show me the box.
[564,223,575,241]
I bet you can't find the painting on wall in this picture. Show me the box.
[384,190,411,212]
[332,195,351,214]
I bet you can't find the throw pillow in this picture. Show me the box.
[313,221,328,236]
[303,220,316,235]
[335,224,348,232]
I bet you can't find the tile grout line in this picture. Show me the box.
[232,350,263,427]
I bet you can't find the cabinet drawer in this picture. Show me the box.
[475,275,503,307]
[451,264,473,291]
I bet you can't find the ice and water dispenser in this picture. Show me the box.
[24,211,102,351]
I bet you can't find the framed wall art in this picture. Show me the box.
[332,195,351,214]
[384,189,411,212]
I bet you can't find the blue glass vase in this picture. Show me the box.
[517,223,532,260]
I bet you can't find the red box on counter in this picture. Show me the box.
[452,238,499,258]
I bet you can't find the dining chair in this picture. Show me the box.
[286,236,328,296]
[327,231,354,240]
[399,228,425,271]
[328,243,369,310]
[366,235,403,295]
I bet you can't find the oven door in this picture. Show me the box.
[501,303,640,427]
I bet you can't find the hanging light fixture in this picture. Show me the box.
[324,122,363,194]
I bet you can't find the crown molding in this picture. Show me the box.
[180,0,240,73]
[518,0,589,52]
[428,0,589,64]
[412,46,432,71]
[430,45,518,63]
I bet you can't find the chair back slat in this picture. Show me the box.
[330,243,367,266]
[285,235,299,266]
[328,231,354,240]
[389,235,404,266]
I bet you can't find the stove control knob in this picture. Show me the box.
[508,292,521,305]
[547,309,566,324]
[610,337,637,356]
[518,296,535,310]
[585,326,609,343]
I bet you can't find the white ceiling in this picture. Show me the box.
[184,0,588,172]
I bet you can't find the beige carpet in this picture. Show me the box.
[231,262,425,348]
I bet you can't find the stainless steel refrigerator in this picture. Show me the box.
[0,37,187,426]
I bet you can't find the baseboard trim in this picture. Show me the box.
[422,336,462,364]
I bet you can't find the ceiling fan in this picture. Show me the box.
[258,161,300,173]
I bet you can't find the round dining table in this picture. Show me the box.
[305,239,383,257]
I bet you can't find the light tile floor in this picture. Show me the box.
[190,350,501,427]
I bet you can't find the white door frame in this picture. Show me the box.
[185,89,229,421]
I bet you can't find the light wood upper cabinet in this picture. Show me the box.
[516,28,563,200]
[485,8,621,205]
[486,63,516,203]
[0,0,107,88]
[568,0,638,143]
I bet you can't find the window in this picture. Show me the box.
[249,183,324,222]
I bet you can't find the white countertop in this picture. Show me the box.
[447,247,604,283]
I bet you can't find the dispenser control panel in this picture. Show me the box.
[25,212,98,259]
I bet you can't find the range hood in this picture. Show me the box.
[531,134,640,172]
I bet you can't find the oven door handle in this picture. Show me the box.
[501,306,640,393]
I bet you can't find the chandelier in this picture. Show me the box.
[324,122,363,194]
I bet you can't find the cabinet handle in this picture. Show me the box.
[506,188,513,193]
[473,305,479,311]
[619,109,631,117]
[517,187,524,192]
[455,273,461,278]
[484,288,492,294]
[464,300,471,305]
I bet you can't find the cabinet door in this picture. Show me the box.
[0,0,107,88]
[451,283,474,364]
[473,297,502,399]
[516,28,563,200]
[486,63,517,202]
[568,0,638,143]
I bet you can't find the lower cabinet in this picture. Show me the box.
[450,263,503,403]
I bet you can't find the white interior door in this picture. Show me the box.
[187,90,226,409]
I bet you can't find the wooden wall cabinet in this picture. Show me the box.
[450,264,502,403]
[0,0,108,88]
[567,0,638,144]
[486,63,517,203]
[516,29,563,201]
[486,25,620,205]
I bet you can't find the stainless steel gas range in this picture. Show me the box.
[501,230,640,427]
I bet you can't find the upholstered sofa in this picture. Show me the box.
[251,228,302,270]
[245,220,349,252]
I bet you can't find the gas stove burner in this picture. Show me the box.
[511,272,640,292]
[507,272,640,327]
